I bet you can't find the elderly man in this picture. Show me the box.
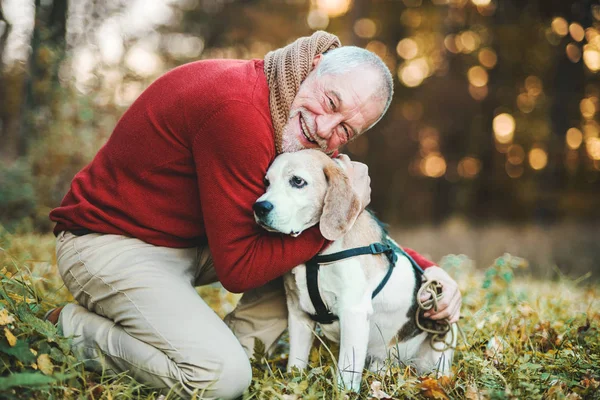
[47,31,461,399]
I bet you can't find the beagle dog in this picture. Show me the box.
[253,149,456,392]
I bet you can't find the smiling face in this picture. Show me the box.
[281,55,387,154]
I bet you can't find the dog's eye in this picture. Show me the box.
[263,177,270,188]
[290,176,307,188]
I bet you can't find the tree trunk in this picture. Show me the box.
[19,0,68,155]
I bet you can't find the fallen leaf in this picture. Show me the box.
[4,327,17,346]
[465,383,489,400]
[370,380,392,399]
[37,353,54,376]
[419,377,449,400]
[0,309,15,325]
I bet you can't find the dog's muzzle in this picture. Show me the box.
[253,200,274,220]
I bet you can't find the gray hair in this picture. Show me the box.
[315,46,394,130]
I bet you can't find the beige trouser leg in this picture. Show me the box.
[224,278,288,358]
[56,231,251,400]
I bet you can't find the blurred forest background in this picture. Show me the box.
[0,0,598,278]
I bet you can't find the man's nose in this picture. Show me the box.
[315,114,343,139]
[253,201,274,218]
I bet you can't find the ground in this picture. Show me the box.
[0,231,598,399]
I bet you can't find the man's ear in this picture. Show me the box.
[319,163,361,241]
[312,54,323,69]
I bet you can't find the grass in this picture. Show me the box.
[0,230,598,399]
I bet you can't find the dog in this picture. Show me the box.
[253,149,456,392]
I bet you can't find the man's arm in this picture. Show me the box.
[192,101,327,293]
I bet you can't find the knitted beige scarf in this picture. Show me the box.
[264,31,341,154]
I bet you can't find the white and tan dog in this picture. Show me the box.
[253,149,456,392]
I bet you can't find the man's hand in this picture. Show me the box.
[420,266,461,323]
[335,154,371,212]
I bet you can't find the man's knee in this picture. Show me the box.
[180,348,252,399]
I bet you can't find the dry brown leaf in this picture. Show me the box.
[4,327,17,346]
[419,377,449,400]
[37,353,54,375]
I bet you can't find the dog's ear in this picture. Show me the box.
[319,163,361,241]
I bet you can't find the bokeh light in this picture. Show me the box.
[400,9,422,28]
[583,45,600,72]
[566,127,583,149]
[505,161,523,178]
[551,17,568,37]
[398,58,430,87]
[528,147,548,170]
[478,47,497,68]
[580,98,596,119]
[315,0,351,17]
[566,43,582,63]
[457,157,481,178]
[507,144,525,165]
[525,76,543,96]
[517,93,535,114]
[396,38,419,59]
[421,154,447,178]
[586,137,600,160]
[471,0,491,5]
[307,9,329,30]
[493,113,516,144]
[468,66,488,87]
[569,23,585,42]
[458,31,480,53]
[354,18,377,39]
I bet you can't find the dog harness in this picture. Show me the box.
[304,241,425,324]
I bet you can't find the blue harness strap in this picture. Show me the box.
[305,242,399,324]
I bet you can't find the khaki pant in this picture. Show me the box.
[55,231,287,399]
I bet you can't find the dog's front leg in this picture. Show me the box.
[337,306,371,392]
[287,307,316,371]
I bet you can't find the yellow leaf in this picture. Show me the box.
[37,354,54,376]
[0,309,15,325]
[419,377,449,400]
[30,348,38,356]
[31,362,38,370]
[4,327,17,346]
[7,293,36,304]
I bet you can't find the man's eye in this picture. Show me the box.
[290,176,307,188]
[263,178,270,187]
[328,97,335,110]
[341,125,350,140]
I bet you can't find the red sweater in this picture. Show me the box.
[50,59,434,293]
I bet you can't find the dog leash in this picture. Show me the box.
[397,245,467,351]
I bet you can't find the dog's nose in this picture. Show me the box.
[253,201,274,218]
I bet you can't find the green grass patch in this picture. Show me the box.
[0,231,598,399]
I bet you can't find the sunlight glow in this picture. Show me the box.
[316,0,351,17]
[528,148,548,170]
[421,154,447,178]
[478,48,497,68]
[551,17,569,37]
[493,113,515,144]
[396,38,419,59]
[468,66,488,87]
[566,128,583,150]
